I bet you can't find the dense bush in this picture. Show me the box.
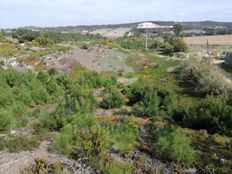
[161,42,174,55]
[103,116,138,154]
[0,109,12,132]
[0,68,64,132]
[43,31,102,43]
[172,96,232,136]
[80,43,89,49]
[115,36,145,50]
[32,37,54,46]
[153,126,196,165]
[78,72,103,89]
[124,82,176,117]
[12,29,39,43]
[54,114,108,158]
[179,59,232,95]
[100,88,125,109]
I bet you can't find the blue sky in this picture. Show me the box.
[0,0,232,28]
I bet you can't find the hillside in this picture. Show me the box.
[0,29,231,174]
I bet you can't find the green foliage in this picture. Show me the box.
[0,109,12,132]
[161,36,188,54]
[161,42,174,55]
[64,88,96,114]
[180,58,232,95]
[124,82,176,118]
[43,31,102,43]
[172,96,232,136]
[0,135,40,152]
[173,24,183,36]
[0,68,65,132]
[103,160,132,174]
[12,29,39,43]
[100,88,125,109]
[153,126,196,165]
[54,115,108,158]
[32,37,55,46]
[80,43,89,49]
[22,158,72,174]
[103,116,138,154]
[78,72,103,89]
[115,36,145,50]
[77,72,117,89]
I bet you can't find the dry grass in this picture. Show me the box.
[184,35,232,45]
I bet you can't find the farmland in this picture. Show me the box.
[184,34,232,45]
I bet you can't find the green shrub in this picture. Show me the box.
[0,110,12,132]
[32,37,54,46]
[100,88,125,109]
[78,72,103,89]
[103,160,132,174]
[80,43,89,50]
[153,126,196,165]
[172,96,232,136]
[54,115,108,158]
[103,116,138,154]
[179,58,232,95]
[4,135,40,152]
[125,84,176,118]
[161,42,174,55]
[12,29,39,43]
[170,37,188,52]
[115,36,145,50]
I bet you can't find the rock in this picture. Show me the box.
[185,168,197,174]
[109,145,119,153]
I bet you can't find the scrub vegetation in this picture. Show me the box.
[0,28,231,174]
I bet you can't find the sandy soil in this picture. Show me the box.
[0,141,94,174]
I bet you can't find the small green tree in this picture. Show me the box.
[100,88,125,109]
[154,126,196,165]
[173,23,183,36]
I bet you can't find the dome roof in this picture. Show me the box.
[137,22,172,29]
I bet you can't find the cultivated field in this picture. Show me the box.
[184,35,232,45]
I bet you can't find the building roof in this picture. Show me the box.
[137,22,172,29]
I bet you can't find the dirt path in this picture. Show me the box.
[0,141,50,174]
[0,141,94,174]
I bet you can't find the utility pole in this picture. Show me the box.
[145,28,148,50]
[206,39,209,54]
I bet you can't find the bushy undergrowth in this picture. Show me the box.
[103,116,138,154]
[179,58,232,95]
[152,125,196,165]
[103,160,132,174]
[54,114,108,158]
[0,69,63,132]
[123,81,176,118]
[172,96,232,136]
[0,135,40,152]
[100,88,125,109]
[32,37,54,46]
[22,158,72,174]
[78,72,117,89]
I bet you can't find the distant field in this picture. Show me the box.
[184,35,232,45]
[89,27,132,38]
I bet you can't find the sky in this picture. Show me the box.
[0,0,232,28]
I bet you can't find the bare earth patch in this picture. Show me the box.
[43,45,133,73]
